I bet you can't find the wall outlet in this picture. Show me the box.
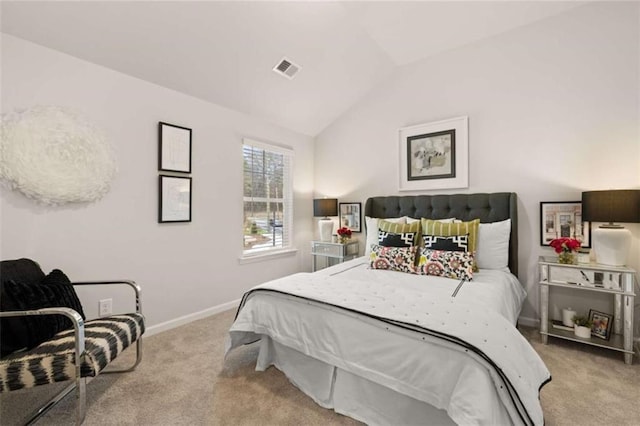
[99,298,112,317]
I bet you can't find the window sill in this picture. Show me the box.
[238,248,298,265]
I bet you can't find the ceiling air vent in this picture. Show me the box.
[273,57,301,80]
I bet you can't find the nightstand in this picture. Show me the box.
[311,240,359,272]
[538,256,636,364]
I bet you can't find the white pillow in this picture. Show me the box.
[476,219,511,271]
[364,216,406,256]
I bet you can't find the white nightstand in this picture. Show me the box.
[311,240,359,272]
[538,256,636,364]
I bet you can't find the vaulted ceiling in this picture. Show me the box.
[1,1,584,136]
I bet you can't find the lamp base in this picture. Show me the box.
[319,219,334,242]
[592,226,631,266]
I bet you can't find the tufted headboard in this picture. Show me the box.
[364,192,518,277]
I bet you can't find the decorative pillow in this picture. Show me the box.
[364,216,406,257]
[476,219,511,271]
[406,217,456,224]
[378,220,420,245]
[378,230,418,248]
[421,218,480,270]
[415,249,474,281]
[423,234,469,252]
[0,269,85,356]
[369,245,417,274]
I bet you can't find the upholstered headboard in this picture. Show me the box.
[364,192,518,277]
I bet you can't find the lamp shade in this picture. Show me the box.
[582,190,640,224]
[313,198,338,218]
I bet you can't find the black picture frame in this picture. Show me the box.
[539,201,591,248]
[159,121,192,173]
[159,175,192,223]
[589,309,613,340]
[406,129,456,181]
[339,202,362,233]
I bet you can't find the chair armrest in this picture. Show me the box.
[0,308,85,370]
[71,280,142,314]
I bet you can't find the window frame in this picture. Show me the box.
[241,138,295,259]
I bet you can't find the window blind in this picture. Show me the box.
[242,138,293,255]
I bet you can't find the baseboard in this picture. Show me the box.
[144,299,241,337]
[517,316,539,328]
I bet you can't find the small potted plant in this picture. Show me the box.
[572,315,593,339]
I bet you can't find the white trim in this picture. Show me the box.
[144,299,241,337]
[238,248,298,264]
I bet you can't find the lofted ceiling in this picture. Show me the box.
[1,1,584,136]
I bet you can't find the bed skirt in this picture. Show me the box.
[256,335,460,426]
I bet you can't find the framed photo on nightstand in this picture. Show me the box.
[540,201,591,247]
[589,309,613,340]
[339,202,361,233]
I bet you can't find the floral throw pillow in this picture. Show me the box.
[415,248,474,281]
[369,244,417,274]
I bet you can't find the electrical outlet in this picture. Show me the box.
[99,298,112,317]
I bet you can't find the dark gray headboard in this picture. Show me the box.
[364,192,518,277]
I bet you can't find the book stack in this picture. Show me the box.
[551,319,574,332]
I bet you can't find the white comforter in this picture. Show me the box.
[227,258,550,425]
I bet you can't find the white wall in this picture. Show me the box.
[314,2,640,326]
[1,34,315,333]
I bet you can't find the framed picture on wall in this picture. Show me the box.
[539,201,590,247]
[159,175,192,223]
[398,116,468,191]
[339,202,362,233]
[159,121,192,173]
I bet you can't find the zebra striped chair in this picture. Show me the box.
[0,259,144,425]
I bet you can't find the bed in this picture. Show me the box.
[226,193,551,425]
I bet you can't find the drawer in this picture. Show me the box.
[548,265,621,290]
[311,243,344,257]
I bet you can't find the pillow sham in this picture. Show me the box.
[378,220,420,244]
[421,218,480,270]
[422,234,468,252]
[415,248,474,281]
[476,219,511,271]
[369,245,417,274]
[378,230,418,248]
[364,216,406,257]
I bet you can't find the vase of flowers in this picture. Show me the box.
[549,237,581,265]
[337,227,352,244]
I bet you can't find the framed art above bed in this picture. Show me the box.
[398,116,468,191]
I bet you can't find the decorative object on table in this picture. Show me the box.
[549,237,581,264]
[581,190,640,266]
[313,198,338,242]
[550,319,574,332]
[339,202,362,233]
[337,227,352,244]
[562,307,577,327]
[159,121,192,173]
[398,116,468,191]
[539,201,590,247]
[159,175,192,223]
[577,250,591,264]
[588,309,613,340]
[572,315,593,339]
[0,105,117,205]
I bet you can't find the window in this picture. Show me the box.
[242,138,293,256]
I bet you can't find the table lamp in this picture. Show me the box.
[582,189,640,266]
[313,198,338,242]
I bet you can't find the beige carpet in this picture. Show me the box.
[1,309,638,425]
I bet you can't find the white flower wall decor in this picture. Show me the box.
[0,106,117,205]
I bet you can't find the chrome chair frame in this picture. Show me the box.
[0,280,142,426]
